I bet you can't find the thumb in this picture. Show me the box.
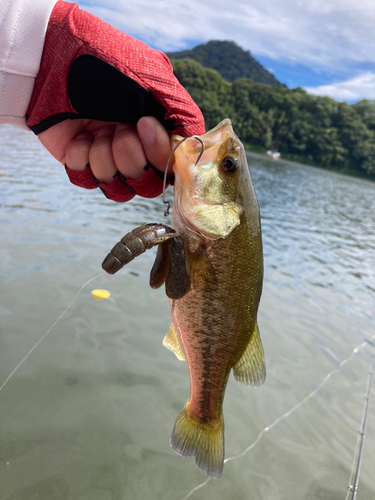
[137,117,173,175]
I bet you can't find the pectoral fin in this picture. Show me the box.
[189,202,242,239]
[188,248,217,289]
[232,322,266,386]
[163,323,186,361]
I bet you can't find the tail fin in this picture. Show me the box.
[170,404,224,479]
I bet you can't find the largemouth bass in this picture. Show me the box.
[156,119,265,478]
[102,119,265,479]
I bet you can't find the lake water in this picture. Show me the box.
[0,124,374,500]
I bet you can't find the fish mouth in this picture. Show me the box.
[171,119,233,150]
[171,119,235,180]
[205,118,233,136]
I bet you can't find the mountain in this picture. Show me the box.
[166,40,282,87]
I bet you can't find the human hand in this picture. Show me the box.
[38,116,173,201]
[27,1,204,202]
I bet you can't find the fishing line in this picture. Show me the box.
[162,136,204,218]
[179,335,375,500]
[0,272,104,393]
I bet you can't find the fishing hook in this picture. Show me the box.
[162,136,205,217]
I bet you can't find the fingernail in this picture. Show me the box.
[138,118,155,144]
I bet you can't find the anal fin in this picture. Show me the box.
[163,323,186,361]
[233,322,266,386]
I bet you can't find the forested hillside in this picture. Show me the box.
[167,40,282,87]
[171,58,375,178]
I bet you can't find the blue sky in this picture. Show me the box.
[78,0,375,103]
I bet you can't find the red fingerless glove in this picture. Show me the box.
[65,161,169,202]
[26,1,204,200]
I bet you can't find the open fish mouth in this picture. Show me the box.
[172,119,236,177]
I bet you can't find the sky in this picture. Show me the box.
[79,0,375,103]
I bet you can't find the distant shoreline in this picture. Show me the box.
[245,147,375,183]
[245,149,375,183]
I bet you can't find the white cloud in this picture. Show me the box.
[305,72,375,101]
[79,0,375,74]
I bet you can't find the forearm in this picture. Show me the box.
[0,0,58,129]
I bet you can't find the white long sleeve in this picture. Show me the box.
[0,0,58,129]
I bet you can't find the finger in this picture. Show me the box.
[38,118,90,164]
[112,124,147,180]
[89,126,117,184]
[137,117,172,174]
[65,131,93,170]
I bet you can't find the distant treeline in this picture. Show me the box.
[171,58,375,178]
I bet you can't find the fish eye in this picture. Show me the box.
[220,156,238,174]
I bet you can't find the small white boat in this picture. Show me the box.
[266,150,281,160]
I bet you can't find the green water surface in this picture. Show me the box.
[0,125,374,500]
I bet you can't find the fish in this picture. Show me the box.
[102,118,265,479]
[151,118,265,478]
